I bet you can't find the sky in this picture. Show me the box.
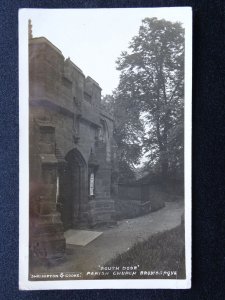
[24,8,188,96]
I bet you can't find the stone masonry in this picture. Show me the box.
[29,29,118,260]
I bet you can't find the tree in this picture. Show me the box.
[114,17,184,178]
[102,93,144,183]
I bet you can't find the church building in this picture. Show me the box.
[29,22,118,260]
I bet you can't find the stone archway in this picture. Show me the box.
[60,148,87,230]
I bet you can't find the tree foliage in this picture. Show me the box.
[108,18,184,179]
[102,91,144,183]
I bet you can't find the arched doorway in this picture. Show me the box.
[60,149,87,230]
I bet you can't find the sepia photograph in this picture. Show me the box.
[19,7,192,289]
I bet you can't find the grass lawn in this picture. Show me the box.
[102,223,185,279]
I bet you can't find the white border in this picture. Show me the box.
[19,7,192,290]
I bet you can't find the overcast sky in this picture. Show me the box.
[25,8,188,96]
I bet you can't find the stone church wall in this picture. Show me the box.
[29,35,117,259]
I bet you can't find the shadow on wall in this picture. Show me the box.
[115,184,165,220]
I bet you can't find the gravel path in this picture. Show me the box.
[33,201,184,274]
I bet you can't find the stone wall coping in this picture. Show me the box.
[29,37,63,56]
[65,57,84,76]
[86,76,101,89]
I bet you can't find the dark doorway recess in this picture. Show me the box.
[60,148,87,230]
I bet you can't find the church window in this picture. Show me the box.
[89,172,95,196]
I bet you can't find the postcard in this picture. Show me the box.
[19,7,192,289]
